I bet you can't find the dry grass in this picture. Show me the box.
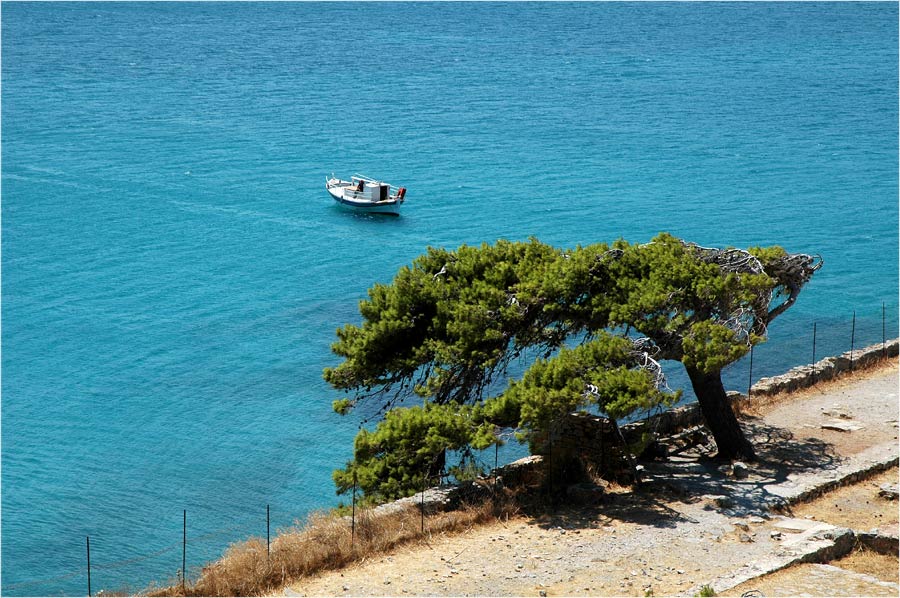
[146,495,518,597]
[834,545,900,583]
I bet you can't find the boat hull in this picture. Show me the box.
[326,182,402,215]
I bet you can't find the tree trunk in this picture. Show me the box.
[685,366,757,462]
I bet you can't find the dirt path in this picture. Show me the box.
[281,362,898,597]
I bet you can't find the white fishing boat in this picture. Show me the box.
[325,174,407,215]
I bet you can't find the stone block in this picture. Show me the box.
[878,483,898,500]
[821,420,865,432]
[496,455,544,487]
[732,461,750,479]
[772,517,833,533]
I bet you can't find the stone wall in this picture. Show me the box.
[749,339,898,396]
[547,414,630,479]
[372,455,544,518]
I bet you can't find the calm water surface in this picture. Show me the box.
[2,2,897,594]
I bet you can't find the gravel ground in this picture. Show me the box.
[280,362,899,597]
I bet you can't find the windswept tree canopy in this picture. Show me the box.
[325,233,821,502]
[327,239,564,412]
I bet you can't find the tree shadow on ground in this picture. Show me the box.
[514,418,839,530]
[741,416,839,481]
[639,418,839,517]
[519,486,700,532]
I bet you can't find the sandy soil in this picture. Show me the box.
[281,362,899,597]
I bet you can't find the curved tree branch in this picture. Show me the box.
[766,253,823,323]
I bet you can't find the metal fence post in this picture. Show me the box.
[182,509,186,593]
[813,322,816,365]
[548,430,554,505]
[883,302,886,357]
[495,442,499,471]
[86,536,92,598]
[747,344,754,397]
[850,311,856,371]
[266,505,270,561]
[812,322,817,381]
[351,471,357,548]
[420,467,426,534]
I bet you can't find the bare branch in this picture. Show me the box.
[766,253,823,322]
[684,242,766,276]
[628,337,672,392]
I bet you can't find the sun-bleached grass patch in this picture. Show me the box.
[147,496,517,597]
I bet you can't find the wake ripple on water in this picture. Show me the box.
[166,198,324,232]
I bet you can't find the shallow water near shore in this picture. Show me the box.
[2,3,897,594]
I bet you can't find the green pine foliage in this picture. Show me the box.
[332,402,497,505]
[323,239,562,407]
[493,333,680,430]
[325,233,820,502]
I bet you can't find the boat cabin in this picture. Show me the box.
[343,177,390,202]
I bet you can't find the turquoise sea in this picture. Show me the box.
[2,2,897,594]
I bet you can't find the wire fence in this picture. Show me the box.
[3,303,897,597]
[711,302,896,407]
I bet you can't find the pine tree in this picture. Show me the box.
[325,234,821,501]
